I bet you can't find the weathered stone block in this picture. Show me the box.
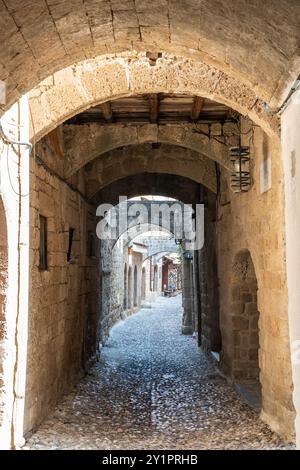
[232,315,249,330]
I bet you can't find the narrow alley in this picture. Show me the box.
[26,296,291,450]
[2,2,300,451]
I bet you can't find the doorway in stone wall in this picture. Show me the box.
[123,264,128,310]
[128,267,132,310]
[133,266,138,307]
[231,250,261,412]
[0,197,8,422]
[141,267,146,302]
[153,265,158,292]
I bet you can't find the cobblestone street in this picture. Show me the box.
[26,296,292,450]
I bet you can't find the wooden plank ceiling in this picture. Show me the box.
[65,94,235,125]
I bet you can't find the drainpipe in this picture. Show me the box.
[265,75,300,116]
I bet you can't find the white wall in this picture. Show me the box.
[281,89,300,447]
[0,97,30,448]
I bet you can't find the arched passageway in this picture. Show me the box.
[17,85,294,447]
[153,265,159,293]
[0,5,298,445]
[20,89,294,446]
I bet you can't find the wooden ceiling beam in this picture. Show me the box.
[149,94,159,123]
[99,101,113,122]
[48,128,63,159]
[191,96,205,122]
[65,94,231,125]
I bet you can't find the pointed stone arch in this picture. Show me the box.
[153,265,159,292]
[231,249,260,382]
[28,54,280,143]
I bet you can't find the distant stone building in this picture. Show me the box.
[162,254,182,293]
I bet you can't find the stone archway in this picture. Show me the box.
[0,2,299,115]
[153,265,158,292]
[231,250,260,382]
[65,126,231,177]
[82,144,218,199]
[94,173,204,207]
[0,2,298,448]
[27,53,280,143]
[0,197,8,423]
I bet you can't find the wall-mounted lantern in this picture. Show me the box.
[229,146,251,193]
[183,250,193,260]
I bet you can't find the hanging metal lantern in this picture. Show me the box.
[183,250,193,260]
[229,145,251,193]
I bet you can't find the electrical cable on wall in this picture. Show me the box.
[0,109,33,197]
[0,119,32,150]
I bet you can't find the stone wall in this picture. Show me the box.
[99,238,128,344]
[99,238,147,345]
[216,121,295,440]
[198,190,221,353]
[2,1,299,113]
[15,113,295,443]
[25,134,100,433]
[231,250,259,380]
[182,257,194,335]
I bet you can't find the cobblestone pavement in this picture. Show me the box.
[26,296,293,450]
